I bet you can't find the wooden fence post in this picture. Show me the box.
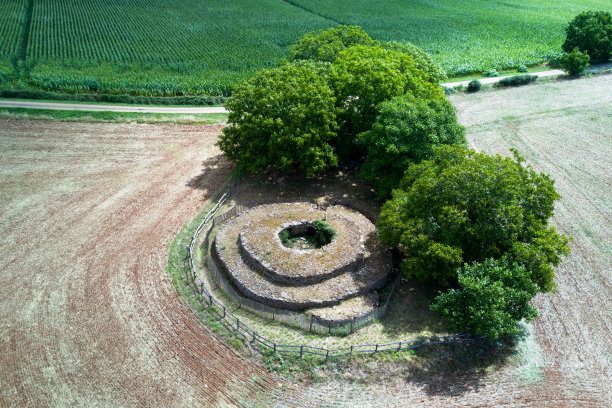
[273,343,276,354]
[222,305,226,318]
[397,342,401,352]
[300,345,303,358]
[375,344,378,353]
[325,350,329,362]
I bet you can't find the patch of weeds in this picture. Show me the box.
[467,79,482,93]
[261,348,328,381]
[482,69,499,77]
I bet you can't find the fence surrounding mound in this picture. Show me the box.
[186,185,476,359]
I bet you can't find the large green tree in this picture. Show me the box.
[358,95,465,197]
[378,145,570,290]
[329,44,443,158]
[431,258,539,340]
[563,10,612,62]
[218,61,338,176]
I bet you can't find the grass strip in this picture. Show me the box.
[0,107,227,124]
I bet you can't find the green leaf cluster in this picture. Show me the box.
[358,96,465,198]
[431,258,539,340]
[329,44,444,158]
[218,61,338,176]
[289,25,376,63]
[563,10,612,63]
[561,47,591,76]
[380,41,447,83]
[377,145,570,291]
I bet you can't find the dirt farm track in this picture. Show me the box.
[1,75,611,407]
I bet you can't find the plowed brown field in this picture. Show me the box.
[0,121,275,407]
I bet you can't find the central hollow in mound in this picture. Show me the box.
[278,221,335,250]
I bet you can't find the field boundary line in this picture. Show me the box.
[183,182,477,360]
[280,0,345,25]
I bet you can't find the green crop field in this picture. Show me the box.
[0,0,610,97]
[288,0,611,75]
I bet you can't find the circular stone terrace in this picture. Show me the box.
[212,202,393,321]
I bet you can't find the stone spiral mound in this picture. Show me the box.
[212,202,392,317]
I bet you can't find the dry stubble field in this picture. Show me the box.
[0,75,610,408]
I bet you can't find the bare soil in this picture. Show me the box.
[0,120,275,407]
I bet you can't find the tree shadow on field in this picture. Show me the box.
[398,331,525,397]
[186,153,234,191]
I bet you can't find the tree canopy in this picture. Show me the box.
[289,25,376,63]
[431,258,539,340]
[358,95,465,197]
[329,44,444,158]
[381,41,447,83]
[563,10,612,62]
[377,145,570,290]
[217,61,338,176]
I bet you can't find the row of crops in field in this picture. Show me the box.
[0,0,26,63]
[289,0,612,75]
[0,0,610,97]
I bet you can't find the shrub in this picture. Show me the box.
[561,47,591,76]
[377,145,570,290]
[482,69,499,77]
[546,51,566,68]
[431,258,539,340]
[562,10,612,62]
[466,79,481,93]
[358,95,465,197]
[312,220,337,247]
[218,61,338,176]
[329,44,443,158]
[289,25,376,63]
[495,74,537,88]
[517,64,528,73]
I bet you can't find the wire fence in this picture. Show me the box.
[185,184,476,359]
